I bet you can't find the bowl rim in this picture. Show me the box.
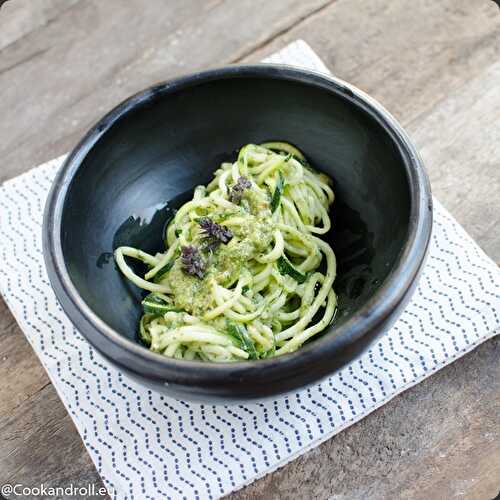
[43,63,432,384]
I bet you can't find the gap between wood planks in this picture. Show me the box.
[231,0,338,63]
[0,46,49,76]
[0,0,82,54]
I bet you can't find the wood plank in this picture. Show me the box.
[0,0,80,51]
[409,59,500,262]
[0,298,51,415]
[0,0,333,183]
[0,383,104,495]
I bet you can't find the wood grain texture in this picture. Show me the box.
[0,0,499,499]
[409,59,500,262]
[0,298,50,415]
[0,0,79,51]
[0,381,103,498]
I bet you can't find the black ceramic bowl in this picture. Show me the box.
[43,65,432,403]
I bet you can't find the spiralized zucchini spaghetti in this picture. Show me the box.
[115,142,337,362]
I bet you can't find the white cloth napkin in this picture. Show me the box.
[0,41,499,500]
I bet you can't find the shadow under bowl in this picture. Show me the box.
[43,65,432,403]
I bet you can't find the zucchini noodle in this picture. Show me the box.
[115,142,337,362]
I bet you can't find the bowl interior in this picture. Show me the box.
[61,74,410,344]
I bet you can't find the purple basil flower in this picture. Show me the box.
[180,245,206,278]
[229,176,252,204]
[198,218,233,252]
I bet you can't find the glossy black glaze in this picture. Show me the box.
[43,65,432,403]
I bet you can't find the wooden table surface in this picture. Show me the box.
[1,1,499,499]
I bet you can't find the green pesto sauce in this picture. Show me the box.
[164,205,274,317]
[162,261,209,316]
